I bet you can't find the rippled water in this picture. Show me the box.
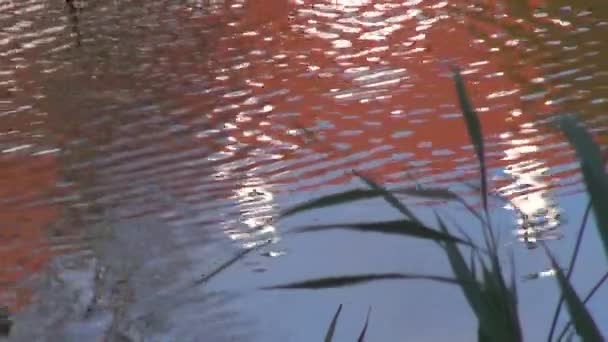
[2,0,608,340]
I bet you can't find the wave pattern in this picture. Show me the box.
[2,0,608,337]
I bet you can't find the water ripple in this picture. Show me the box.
[2,0,608,338]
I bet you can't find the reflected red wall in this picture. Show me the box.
[168,0,582,192]
[0,155,59,313]
[0,0,597,314]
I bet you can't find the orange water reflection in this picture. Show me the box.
[2,0,608,315]
[168,1,588,193]
[166,0,608,249]
[0,154,59,313]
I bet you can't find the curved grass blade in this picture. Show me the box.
[0,307,11,337]
[450,66,488,215]
[434,213,518,340]
[325,304,342,342]
[290,219,473,246]
[193,238,272,286]
[353,170,420,223]
[542,244,601,341]
[559,116,608,261]
[393,187,485,225]
[280,189,385,219]
[480,265,506,328]
[358,307,372,342]
[470,247,477,282]
[262,273,462,290]
[475,262,522,342]
[548,201,592,341]
[557,270,608,341]
[441,210,489,256]
[506,249,522,341]
[392,187,461,200]
[509,251,518,304]
[451,67,498,257]
[435,213,483,317]
[506,256,523,342]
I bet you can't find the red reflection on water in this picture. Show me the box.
[0,155,59,313]
[169,0,582,193]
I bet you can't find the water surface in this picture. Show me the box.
[1,0,608,340]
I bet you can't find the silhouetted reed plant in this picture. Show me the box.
[265,67,608,341]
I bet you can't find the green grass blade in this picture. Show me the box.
[193,239,271,286]
[357,307,372,342]
[280,189,385,219]
[481,261,522,342]
[353,170,420,223]
[393,187,486,225]
[435,213,483,317]
[558,116,608,261]
[504,250,522,341]
[290,219,474,246]
[450,66,489,214]
[0,307,11,337]
[262,273,462,290]
[478,326,491,342]
[548,201,592,341]
[392,187,461,200]
[480,264,504,316]
[442,212,489,256]
[438,212,519,340]
[325,304,342,342]
[543,244,602,341]
[470,248,477,282]
[557,270,608,341]
[509,251,518,307]
[558,116,605,166]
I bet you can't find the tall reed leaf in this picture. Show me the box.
[290,219,473,246]
[451,67,489,214]
[280,189,385,219]
[353,170,421,223]
[393,187,486,225]
[193,239,272,286]
[392,187,461,200]
[559,116,608,261]
[435,213,519,340]
[557,270,608,341]
[548,201,592,341]
[480,264,522,342]
[325,305,342,342]
[263,273,462,290]
[435,213,483,317]
[0,307,10,337]
[358,307,372,342]
[543,245,601,341]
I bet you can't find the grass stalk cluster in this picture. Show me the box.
[267,67,608,341]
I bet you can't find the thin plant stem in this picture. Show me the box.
[556,270,608,341]
[193,239,272,286]
[547,201,592,341]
